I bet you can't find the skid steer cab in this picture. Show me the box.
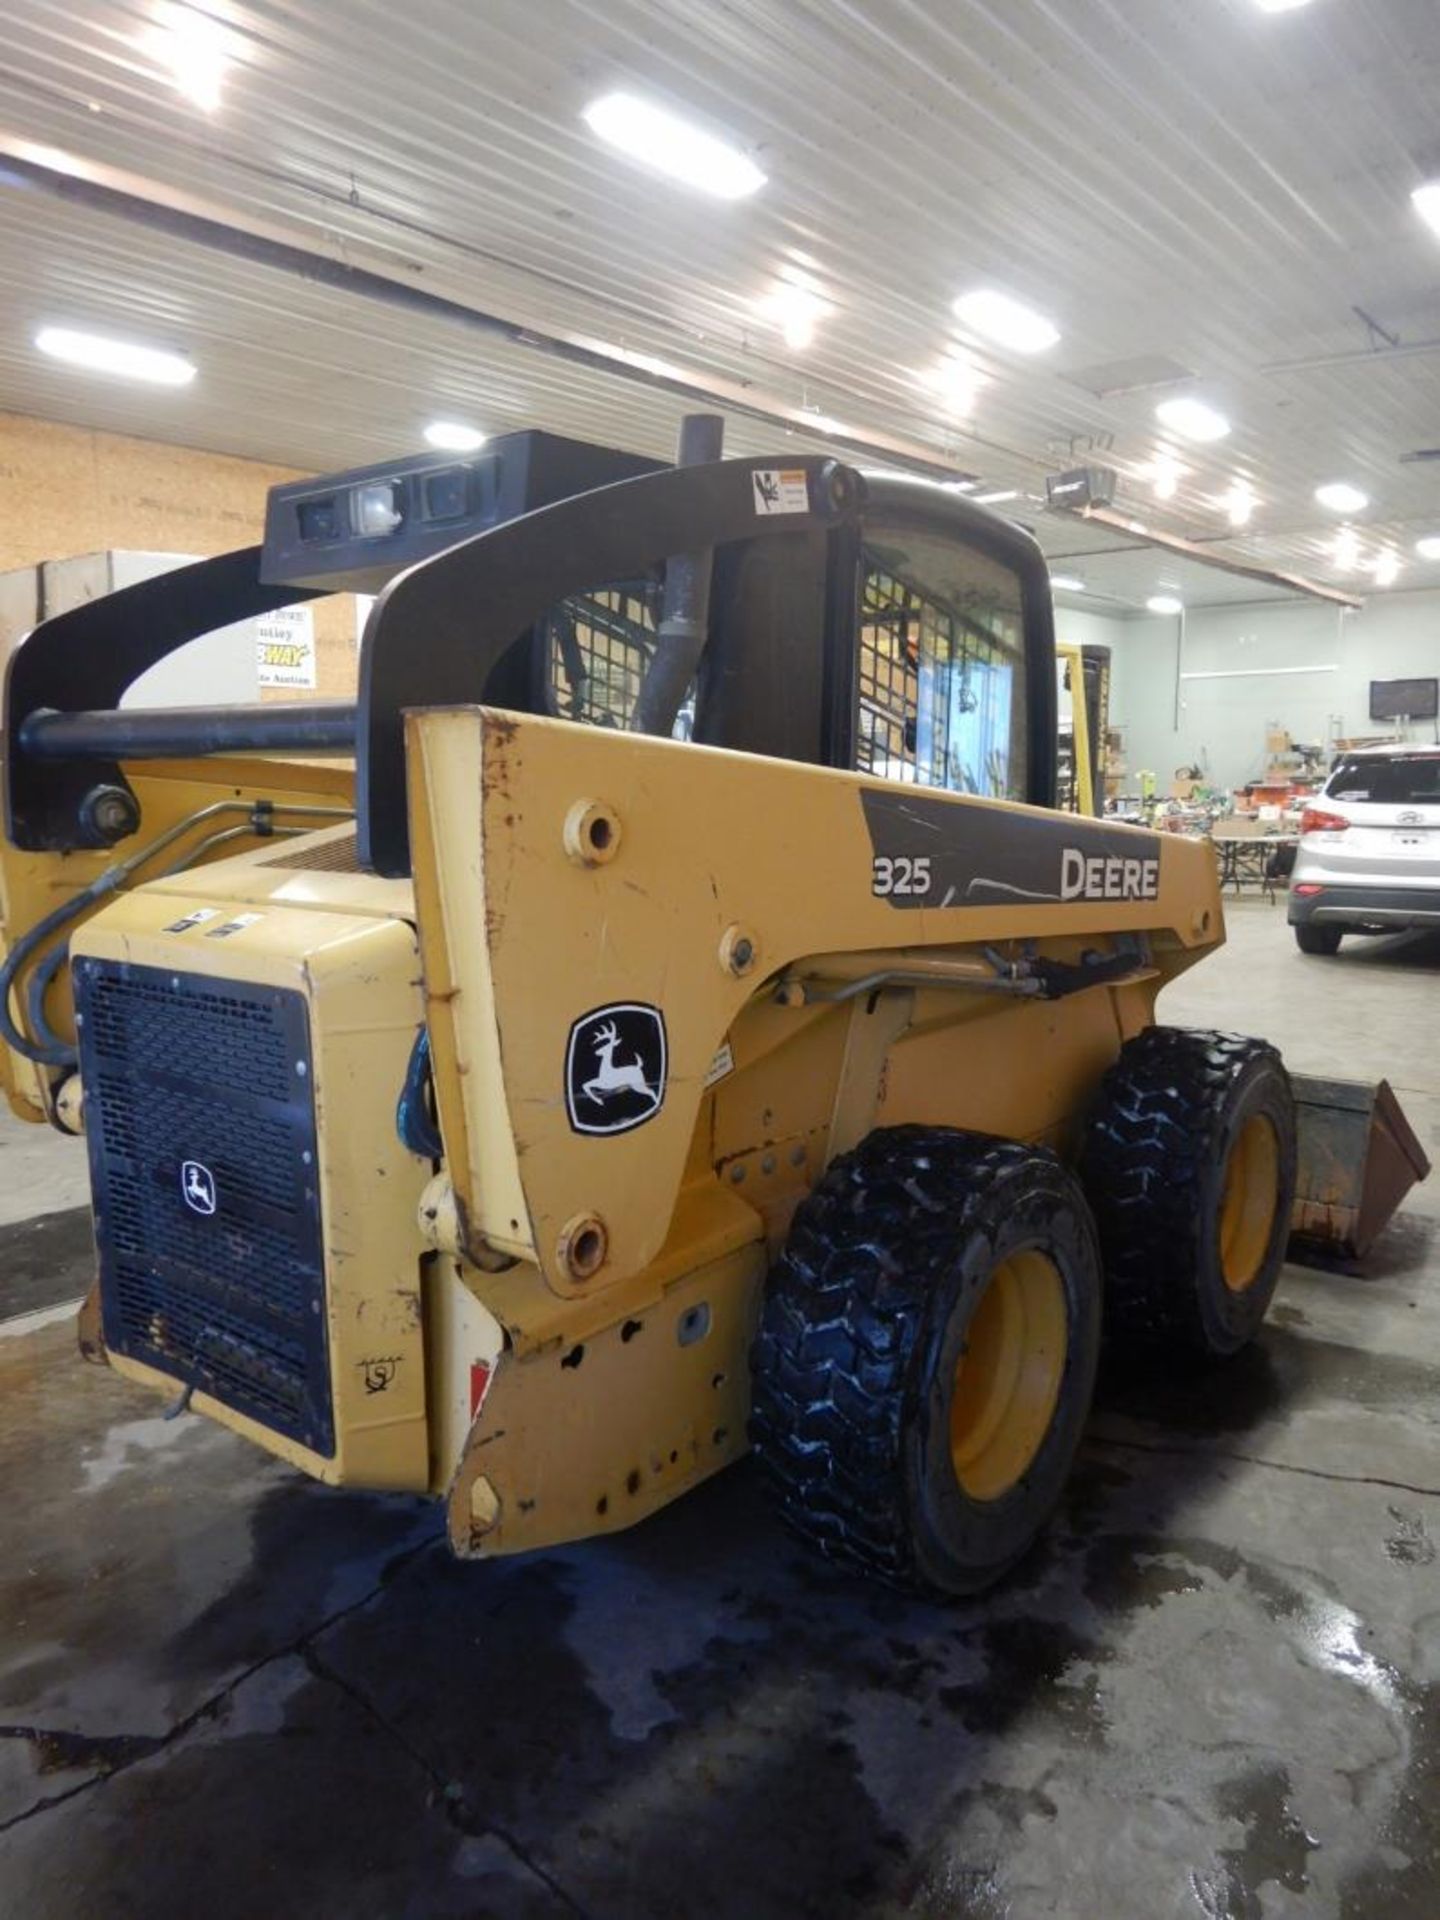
[0,422,1299,1596]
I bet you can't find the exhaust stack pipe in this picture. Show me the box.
[629,413,725,739]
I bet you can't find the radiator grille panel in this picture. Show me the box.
[75,958,332,1454]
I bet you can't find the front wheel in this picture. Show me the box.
[748,1127,1103,1597]
[1080,1028,1296,1358]
[1294,924,1342,956]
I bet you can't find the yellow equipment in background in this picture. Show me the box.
[1056,638,1097,817]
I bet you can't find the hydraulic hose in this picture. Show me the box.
[395,1027,444,1160]
[22,822,318,1061]
[0,800,353,1070]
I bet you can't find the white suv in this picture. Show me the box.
[1289,744,1440,954]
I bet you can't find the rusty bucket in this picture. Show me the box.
[1288,1075,1432,1267]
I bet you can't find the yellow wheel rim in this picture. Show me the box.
[949,1250,1068,1503]
[1219,1113,1280,1293]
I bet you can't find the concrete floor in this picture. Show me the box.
[1,899,1436,1919]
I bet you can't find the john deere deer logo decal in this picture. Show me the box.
[565,1004,668,1136]
[180,1160,217,1215]
[581,1019,658,1106]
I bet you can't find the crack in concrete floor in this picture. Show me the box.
[1092,1434,1440,1500]
[0,1534,438,1837]
[302,1640,593,1918]
[1,1532,596,1917]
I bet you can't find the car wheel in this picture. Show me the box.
[1294,924,1342,955]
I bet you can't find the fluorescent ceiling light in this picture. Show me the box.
[758,278,829,351]
[1254,0,1316,11]
[1414,181,1440,239]
[1415,535,1440,560]
[1223,480,1256,529]
[974,488,1019,505]
[35,325,195,386]
[1147,594,1184,616]
[147,4,232,112]
[1050,575,1085,592]
[1372,549,1401,589]
[953,289,1060,355]
[1149,454,1184,501]
[1331,527,1360,572]
[1156,396,1232,443]
[424,420,486,452]
[582,93,766,199]
[921,351,986,417]
[1315,481,1369,513]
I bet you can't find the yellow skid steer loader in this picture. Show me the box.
[0,423,1420,1594]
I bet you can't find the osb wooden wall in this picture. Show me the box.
[0,411,359,698]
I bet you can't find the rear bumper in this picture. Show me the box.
[1288,884,1440,930]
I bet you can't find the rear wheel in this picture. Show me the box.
[1294,924,1342,955]
[749,1127,1103,1596]
[1080,1028,1296,1357]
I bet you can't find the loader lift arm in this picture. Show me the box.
[4,443,1060,874]
[2,546,328,851]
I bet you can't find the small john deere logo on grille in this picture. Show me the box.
[181,1160,217,1216]
[565,1004,667,1136]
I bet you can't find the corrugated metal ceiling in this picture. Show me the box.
[2,0,1439,607]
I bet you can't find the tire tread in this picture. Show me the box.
[1080,1025,1294,1353]
[750,1127,1075,1588]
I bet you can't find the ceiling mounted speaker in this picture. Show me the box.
[1045,466,1118,512]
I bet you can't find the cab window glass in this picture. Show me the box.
[541,576,696,738]
[543,578,659,729]
[858,525,1028,799]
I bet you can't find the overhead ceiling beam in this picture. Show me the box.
[1262,337,1440,376]
[1050,504,1364,609]
[0,131,987,486]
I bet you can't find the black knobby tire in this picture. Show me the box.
[1294,924,1342,956]
[748,1127,1103,1597]
[1080,1027,1297,1358]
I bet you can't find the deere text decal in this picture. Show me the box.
[862,788,1164,909]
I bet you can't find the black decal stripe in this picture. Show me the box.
[861,787,1164,910]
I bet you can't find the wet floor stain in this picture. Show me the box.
[163,1478,436,1685]
[1383,1506,1435,1567]
[1097,1322,1440,1439]
[938,1617,1112,1745]
[1339,1679,1440,1918]
[5,1353,1439,1916]
[1269,1301,1311,1330]
[0,1721,165,1778]
[1080,1533,1208,1613]
[1205,1763,1319,1920]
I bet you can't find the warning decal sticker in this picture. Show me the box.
[751,469,810,516]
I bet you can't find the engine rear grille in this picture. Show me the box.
[260,831,360,873]
[75,958,332,1454]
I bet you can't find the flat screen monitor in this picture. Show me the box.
[1370,677,1439,722]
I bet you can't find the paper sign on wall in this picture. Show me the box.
[354,594,376,649]
[256,604,317,688]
